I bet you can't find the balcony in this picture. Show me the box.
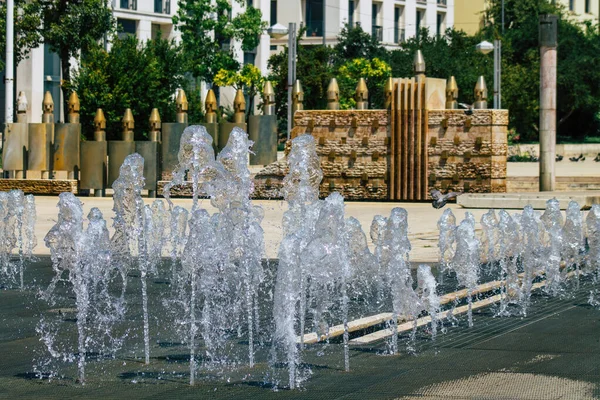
[372,25,383,41]
[417,0,427,4]
[437,0,447,6]
[120,0,137,10]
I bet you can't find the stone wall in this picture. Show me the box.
[0,179,78,195]
[253,108,508,200]
[427,109,508,194]
[253,110,391,200]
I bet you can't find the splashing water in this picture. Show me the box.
[41,195,122,383]
[520,205,541,316]
[496,210,522,315]
[272,134,323,389]
[437,208,456,284]
[162,125,215,210]
[111,153,151,364]
[585,205,600,305]
[540,198,564,296]
[416,265,440,340]
[377,208,420,353]
[168,206,188,290]
[303,193,350,368]
[450,212,480,328]
[0,190,35,289]
[563,201,584,287]
[480,209,499,270]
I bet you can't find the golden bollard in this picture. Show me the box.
[355,78,369,110]
[263,81,276,116]
[122,108,135,141]
[474,75,488,109]
[42,91,54,123]
[327,78,340,110]
[233,89,246,124]
[149,108,161,142]
[446,76,459,109]
[68,91,80,124]
[205,89,217,123]
[384,77,394,110]
[176,89,189,124]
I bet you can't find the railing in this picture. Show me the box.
[417,0,427,4]
[372,25,383,41]
[437,0,447,5]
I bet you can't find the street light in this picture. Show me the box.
[476,40,501,109]
[268,22,297,140]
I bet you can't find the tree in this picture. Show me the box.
[214,63,266,118]
[331,23,389,68]
[0,0,43,71]
[337,57,391,109]
[41,0,114,116]
[173,0,266,84]
[72,35,186,141]
[483,0,600,141]
[267,26,333,137]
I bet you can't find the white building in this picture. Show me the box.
[2,0,182,124]
[3,0,453,123]
[267,0,454,50]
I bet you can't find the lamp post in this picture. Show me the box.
[476,40,501,109]
[4,0,15,143]
[268,22,297,140]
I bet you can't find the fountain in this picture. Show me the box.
[10,125,597,392]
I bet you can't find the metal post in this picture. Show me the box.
[4,0,14,127]
[539,14,558,192]
[493,39,501,109]
[287,22,296,140]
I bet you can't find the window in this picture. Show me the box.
[437,13,444,37]
[246,0,253,7]
[244,50,256,66]
[120,0,136,10]
[394,6,404,43]
[154,0,170,13]
[372,3,382,41]
[585,0,591,13]
[270,0,277,24]
[348,0,355,27]
[306,0,324,37]
[117,18,137,38]
[569,0,574,11]
[416,10,422,37]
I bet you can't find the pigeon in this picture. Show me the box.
[556,154,563,162]
[430,189,461,209]
[569,154,584,162]
[594,153,600,162]
[458,103,474,116]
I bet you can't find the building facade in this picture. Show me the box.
[268,0,454,50]
[559,0,600,23]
